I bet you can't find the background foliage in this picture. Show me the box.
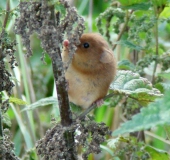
[1,0,170,160]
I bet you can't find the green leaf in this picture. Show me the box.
[108,137,170,159]
[122,2,151,10]
[158,72,170,80]
[107,137,122,149]
[13,130,22,156]
[144,145,170,160]
[2,113,11,127]
[152,0,168,7]
[112,90,170,136]
[164,124,170,140]
[11,105,33,149]
[118,0,148,6]
[161,82,170,90]
[22,97,58,111]
[154,83,164,93]
[110,70,162,105]
[100,145,115,157]
[115,40,144,51]
[118,60,135,70]
[160,7,170,18]
[9,97,27,105]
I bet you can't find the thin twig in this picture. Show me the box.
[151,16,159,84]
[105,15,112,44]
[0,93,3,138]
[112,10,133,51]
[88,0,93,32]
[145,130,170,145]
[75,93,115,121]
[3,0,10,28]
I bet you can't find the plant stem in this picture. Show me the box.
[88,0,93,32]
[151,18,159,84]
[49,4,73,127]
[52,59,73,126]
[51,36,77,160]
[0,93,3,138]
[16,35,36,144]
[151,4,159,84]
[112,10,132,51]
[3,0,10,28]
[0,0,10,142]
[49,4,77,159]
[105,15,112,44]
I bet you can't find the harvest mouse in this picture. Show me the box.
[62,33,116,109]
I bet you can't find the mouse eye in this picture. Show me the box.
[83,43,90,48]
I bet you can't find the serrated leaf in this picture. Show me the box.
[115,40,144,51]
[21,97,58,111]
[110,70,162,105]
[118,60,135,70]
[144,145,170,160]
[122,2,151,10]
[112,90,170,136]
[107,137,121,149]
[9,97,27,105]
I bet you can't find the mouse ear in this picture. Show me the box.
[100,49,113,63]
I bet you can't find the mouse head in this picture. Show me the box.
[72,33,113,73]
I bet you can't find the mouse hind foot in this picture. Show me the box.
[95,99,104,107]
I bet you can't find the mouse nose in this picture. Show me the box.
[63,40,69,47]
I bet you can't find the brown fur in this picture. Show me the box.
[62,33,116,109]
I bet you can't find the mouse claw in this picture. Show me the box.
[95,99,104,107]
